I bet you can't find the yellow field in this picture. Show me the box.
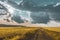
[43,27,60,32]
[0,27,60,40]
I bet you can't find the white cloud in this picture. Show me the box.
[46,20,60,27]
[53,2,60,7]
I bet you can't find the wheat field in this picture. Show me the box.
[0,27,60,40]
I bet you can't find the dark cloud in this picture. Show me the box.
[1,0,60,23]
[31,12,50,24]
[12,14,24,23]
[44,4,60,22]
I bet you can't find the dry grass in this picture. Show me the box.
[0,27,60,40]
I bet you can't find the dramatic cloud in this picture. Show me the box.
[0,0,60,27]
[31,11,50,24]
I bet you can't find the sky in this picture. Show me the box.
[0,0,60,27]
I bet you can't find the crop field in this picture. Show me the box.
[0,27,60,40]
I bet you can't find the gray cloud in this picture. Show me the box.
[31,12,50,24]
[12,13,24,23]
[1,0,60,24]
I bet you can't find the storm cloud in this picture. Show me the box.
[0,0,60,24]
